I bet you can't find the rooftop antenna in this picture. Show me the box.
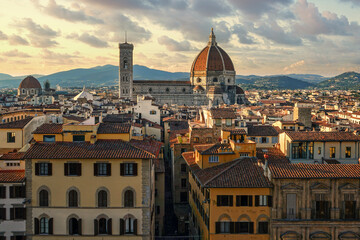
[125,30,127,43]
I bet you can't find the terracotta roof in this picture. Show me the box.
[183,153,271,188]
[97,123,131,134]
[0,117,33,129]
[0,170,25,183]
[270,163,360,179]
[222,128,247,135]
[130,138,163,157]
[18,76,41,89]
[33,123,63,134]
[63,115,85,122]
[248,125,279,136]
[102,114,133,123]
[285,131,360,142]
[256,148,289,164]
[0,152,25,160]
[194,143,233,155]
[24,140,155,159]
[210,108,236,119]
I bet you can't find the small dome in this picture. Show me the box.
[19,76,42,89]
[191,29,234,73]
[236,86,245,94]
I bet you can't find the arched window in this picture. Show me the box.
[69,218,80,235]
[123,59,128,69]
[40,217,49,234]
[68,190,78,207]
[99,218,107,234]
[149,88,152,93]
[126,218,135,234]
[228,79,231,83]
[182,88,186,92]
[39,189,49,207]
[124,190,134,207]
[166,88,169,93]
[98,190,108,207]
[213,77,218,82]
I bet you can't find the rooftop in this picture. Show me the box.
[0,170,25,183]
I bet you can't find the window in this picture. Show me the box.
[258,222,269,234]
[237,222,254,233]
[10,186,25,198]
[236,195,252,206]
[217,195,233,206]
[255,195,272,206]
[343,194,356,219]
[180,192,188,203]
[345,147,351,158]
[309,142,314,159]
[330,147,336,158]
[215,119,221,126]
[124,190,134,207]
[150,110,156,115]
[94,163,111,176]
[149,88,152,93]
[10,207,26,220]
[95,218,112,235]
[123,59,128,69]
[182,88,186,92]
[43,135,55,142]
[213,78,218,82]
[181,164,187,173]
[125,218,136,234]
[318,147,321,155]
[36,217,53,235]
[313,194,330,219]
[165,88,169,93]
[226,119,232,126]
[0,207,5,220]
[209,155,219,163]
[98,190,108,207]
[121,163,138,176]
[64,163,81,176]
[292,142,307,159]
[228,79,231,83]
[181,178,187,188]
[0,186,5,198]
[73,135,85,142]
[286,193,296,219]
[68,190,78,207]
[219,221,230,233]
[261,137,268,143]
[35,162,52,176]
[69,218,81,235]
[206,137,212,143]
[39,189,49,206]
[7,132,15,143]
[239,153,249,157]
[193,137,199,143]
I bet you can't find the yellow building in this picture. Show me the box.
[183,129,272,240]
[24,122,156,239]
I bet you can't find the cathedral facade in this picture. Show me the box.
[119,29,246,106]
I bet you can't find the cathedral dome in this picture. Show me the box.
[190,29,234,73]
[19,76,42,89]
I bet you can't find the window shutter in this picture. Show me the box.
[255,196,259,206]
[0,208,5,220]
[230,222,235,233]
[134,219,138,235]
[35,163,39,175]
[20,186,26,198]
[133,163,138,176]
[236,196,240,206]
[249,222,254,233]
[215,222,220,234]
[94,163,98,176]
[21,208,26,219]
[10,208,14,220]
[34,218,40,235]
[120,219,125,235]
[49,218,53,234]
[10,186,14,198]
[77,163,81,176]
[268,196,273,207]
[107,218,112,235]
[217,196,221,206]
[64,163,68,176]
[0,186,5,198]
[78,219,82,235]
[94,219,98,235]
[235,222,240,233]
[249,196,253,206]
[48,163,52,176]
[107,163,111,176]
[229,196,233,206]
[120,164,124,176]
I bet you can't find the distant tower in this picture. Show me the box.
[119,38,134,99]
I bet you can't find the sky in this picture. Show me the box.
[0,0,360,77]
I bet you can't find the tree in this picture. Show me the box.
[44,80,50,91]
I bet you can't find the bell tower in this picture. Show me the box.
[119,40,134,99]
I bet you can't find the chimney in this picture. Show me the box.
[90,135,97,144]
[264,153,269,174]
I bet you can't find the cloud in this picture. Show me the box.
[191,0,232,17]
[0,31,7,40]
[283,60,305,72]
[41,49,79,65]
[8,35,29,45]
[69,33,109,48]
[293,0,360,37]
[2,50,30,58]
[339,0,360,6]
[35,0,103,24]
[227,0,294,17]
[14,18,58,37]
[83,0,188,10]
[232,24,256,44]
[158,36,197,51]
[29,36,58,48]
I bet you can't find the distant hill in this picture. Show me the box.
[236,76,313,90]
[316,71,360,90]
[0,65,189,88]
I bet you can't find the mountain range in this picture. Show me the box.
[0,64,358,90]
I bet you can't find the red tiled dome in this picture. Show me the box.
[191,30,234,73]
[19,76,41,89]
